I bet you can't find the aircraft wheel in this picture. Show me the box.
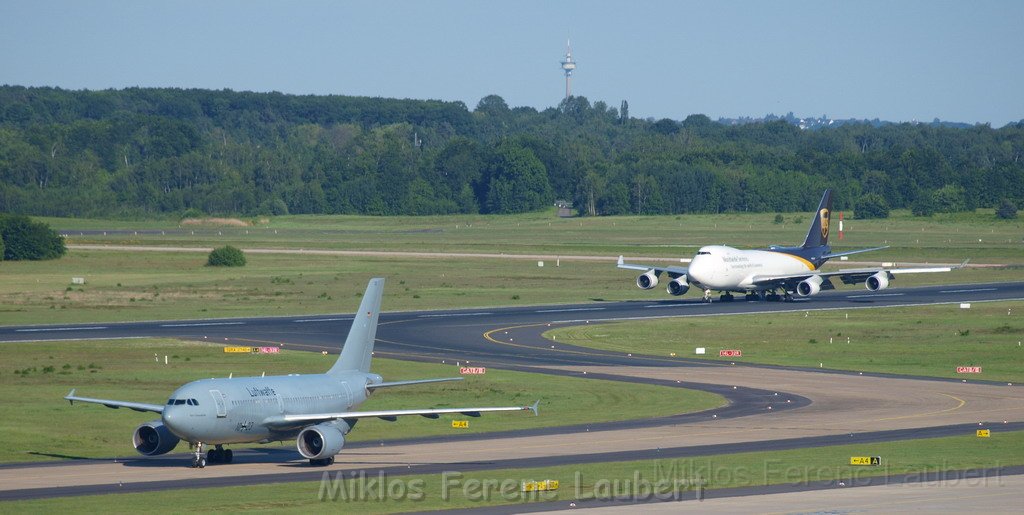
[198,456,207,468]
[224,450,233,463]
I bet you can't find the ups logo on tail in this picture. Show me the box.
[819,208,830,239]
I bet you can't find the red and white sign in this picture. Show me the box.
[460,367,487,375]
[956,366,982,374]
[720,350,742,357]
[257,346,280,354]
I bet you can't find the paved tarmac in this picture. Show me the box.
[0,281,1022,503]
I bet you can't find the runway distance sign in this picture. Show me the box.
[460,367,487,375]
[850,456,881,466]
[521,480,559,492]
[956,366,982,373]
[977,429,991,437]
[719,350,742,357]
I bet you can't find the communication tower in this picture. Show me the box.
[560,39,576,100]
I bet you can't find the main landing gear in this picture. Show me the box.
[208,445,233,464]
[190,443,234,467]
[718,292,735,302]
[309,456,335,466]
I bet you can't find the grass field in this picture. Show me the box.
[546,300,1024,382]
[0,339,724,463]
[6,430,1021,512]
[1,246,1020,326]
[1,209,1019,325]
[40,208,1024,262]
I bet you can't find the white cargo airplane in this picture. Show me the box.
[618,189,965,302]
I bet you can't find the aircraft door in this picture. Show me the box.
[210,389,228,418]
[340,381,353,409]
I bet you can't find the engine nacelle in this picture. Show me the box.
[297,422,347,459]
[133,420,181,456]
[636,270,659,290]
[865,271,890,291]
[796,275,823,297]
[666,276,690,296]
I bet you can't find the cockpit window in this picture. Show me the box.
[697,251,712,255]
[167,398,175,405]
[173,399,187,405]
[187,399,199,406]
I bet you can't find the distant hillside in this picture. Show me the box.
[1,86,1021,218]
[718,112,979,130]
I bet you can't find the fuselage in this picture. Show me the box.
[161,370,378,445]
[687,245,824,292]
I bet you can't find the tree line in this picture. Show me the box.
[1,86,1022,218]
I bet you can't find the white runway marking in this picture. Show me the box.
[293,318,352,323]
[644,304,704,308]
[160,322,245,327]
[15,326,108,332]
[846,293,905,299]
[417,312,493,318]
[535,307,606,313]
[939,287,998,294]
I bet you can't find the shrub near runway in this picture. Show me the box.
[546,301,1024,382]
[0,339,723,463]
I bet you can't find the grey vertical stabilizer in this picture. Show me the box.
[328,278,385,374]
[801,189,833,249]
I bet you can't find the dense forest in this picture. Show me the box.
[1,86,1022,218]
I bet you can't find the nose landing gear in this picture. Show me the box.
[190,442,206,468]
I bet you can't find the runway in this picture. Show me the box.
[1,281,1023,504]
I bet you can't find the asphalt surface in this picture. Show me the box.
[1,281,1022,504]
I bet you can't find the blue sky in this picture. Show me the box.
[2,1,1022,126]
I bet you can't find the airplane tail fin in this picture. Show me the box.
[801,189,833,249]
[328,278,385,375]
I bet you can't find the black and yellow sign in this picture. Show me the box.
[224,346,253,353]
[451,420,469,429]
[977,429,991,438]
[850,456,881,466]
[521,479,559,492]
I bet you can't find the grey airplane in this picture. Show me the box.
[65,278,538,468]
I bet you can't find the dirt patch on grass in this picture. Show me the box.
[180,217,252,227]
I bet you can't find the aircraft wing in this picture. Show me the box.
[750,260,968,289]
[616,256,689,277]
[366,377,463,390]
[64,389,164,414]
[262,400,539,428]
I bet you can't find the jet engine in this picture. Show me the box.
[133,420,181,456]
[865,271,890,291]
[666,276,690,296]
[796,275,823,297]
[636,270,659,290]
[297,422,347,460]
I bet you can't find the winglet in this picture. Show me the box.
[528,399,540,416]
[66,389,76,405]
[617,255,624,265]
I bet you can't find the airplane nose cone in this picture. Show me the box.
[162,407,182,433]
[688,257,712,284]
